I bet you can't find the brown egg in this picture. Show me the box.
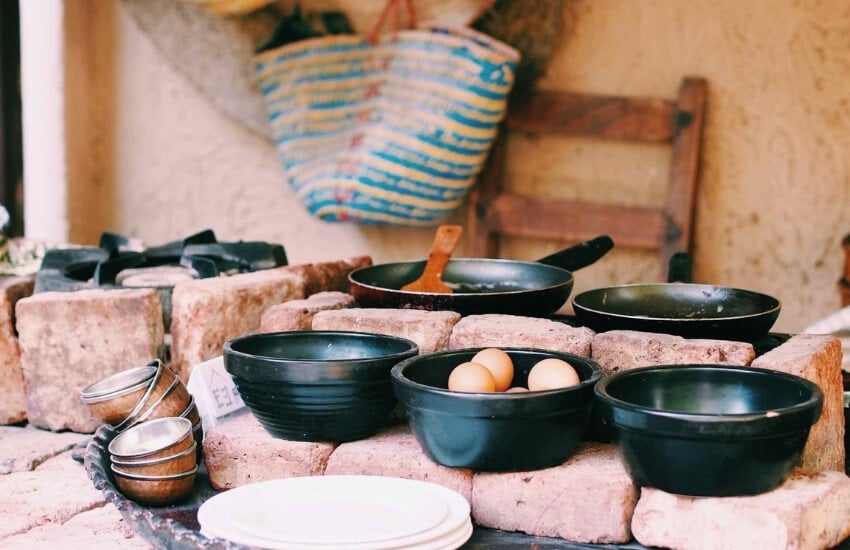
[505,386,529,393]
[527,358,580,391]
[471,348,514,391]
[448,361,497,392]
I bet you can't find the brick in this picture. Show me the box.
[471,442,637,544]
[169,267,303,382]
[312,308,460,353]
[16,289,165,433]
[631,470,850,550]
[0,451,105,539]
[449,314,594,356]
[0,425,87,474]
[203,411,335,490]
[0,276,34,425]
[591,330,755,375]
[259,291,355,333]
[752,334,845,473]
[282,255,372,296]
[325,425,473,502]
[0,504,151,550]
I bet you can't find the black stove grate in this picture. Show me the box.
[37,229,287,291]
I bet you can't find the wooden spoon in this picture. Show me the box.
[401,225,464,293]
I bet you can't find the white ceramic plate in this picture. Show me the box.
[198,475,472,549]
[201,515,473,550]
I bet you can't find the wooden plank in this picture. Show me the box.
[466,126,507,258]
[484,193,665,250]
[507,91,677,143]
[660,77,708,273]
[466,77,707,279]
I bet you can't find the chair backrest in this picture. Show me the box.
[840,233,850,307]
[466,77,708,280]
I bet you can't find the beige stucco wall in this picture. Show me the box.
[522,0,850,335]
[29,0,850,334]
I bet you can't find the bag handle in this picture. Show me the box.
[369,0,417,44]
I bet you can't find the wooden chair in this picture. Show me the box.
[466,77,708,280]
[840,233,850,307]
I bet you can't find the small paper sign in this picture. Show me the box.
[186,355,246,429]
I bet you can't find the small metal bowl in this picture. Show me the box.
[110,441,197,477]
[80,365,158,425]
[110,463,197,506]
[192,420,204,462]
[80,365,157,400]
[179,396,200,424]
[108,417,194,461]
[178,397,202,439]
[128,376,192,427]
[117,361,181,430]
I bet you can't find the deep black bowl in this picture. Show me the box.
[391,348,603,472]
[595,364,823,497]
[223,331,419,442]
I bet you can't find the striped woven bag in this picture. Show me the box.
[254,2,519,226]
[182,0,275,15]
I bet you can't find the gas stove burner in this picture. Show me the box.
[35,229,288,329]
[81,229,287,286]
[116,266,199,288]
[41,229,288,287]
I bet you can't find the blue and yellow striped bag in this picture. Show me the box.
[254,24,519,226]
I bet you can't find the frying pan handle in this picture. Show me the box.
[667,252,694,283]
[537,235,614,272]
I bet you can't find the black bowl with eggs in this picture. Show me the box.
[390,348,604,472]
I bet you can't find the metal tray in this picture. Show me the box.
[83,424,645,549]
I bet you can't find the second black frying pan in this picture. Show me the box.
[572,253,782,340]
[348,235,614,317]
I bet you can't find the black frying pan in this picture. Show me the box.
[348,235,614,317]
[572,253,782,340]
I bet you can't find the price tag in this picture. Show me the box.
[186,355,246,429]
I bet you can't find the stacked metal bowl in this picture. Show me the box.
[80,359,202,447]
[80,360,202,505]
[107,417,198,506]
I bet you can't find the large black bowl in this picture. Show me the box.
[391,348,603,472]
[595,364,823,497]
[223,331,419,442]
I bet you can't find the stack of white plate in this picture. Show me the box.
[197,475,473,549]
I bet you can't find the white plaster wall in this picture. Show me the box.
[19,0,68,241]
[524,0,850,333]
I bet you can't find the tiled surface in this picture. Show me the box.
[0,424,152,549]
